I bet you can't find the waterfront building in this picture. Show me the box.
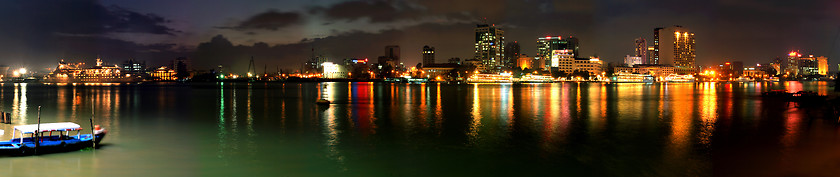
[537,36,579,67]
[818,56,828,76]
[516,54,532,70]
[551,49,575,73]
[321,62,348,79]
[743,67,767,78]
[122,59,146,76]
[532,56,545,70]
[171,57,190,79]
[781,52,829,77]
[654,25,695,74]
[463,59,484,72]
[422,63,459,80]
[646,46,655,64]
[474,23,505,71]
[150,66,176,81]
[504,42,520,69]
[634,38,647,63]
[625,55,643,67]
[422,46,435,66]
[573,57,604,76]
[304,49,327,74]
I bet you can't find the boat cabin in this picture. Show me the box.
[8,122,84,145]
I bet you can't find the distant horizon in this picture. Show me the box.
[1,0,838,74]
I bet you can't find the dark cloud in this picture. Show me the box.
[1,0,176,36]
[313,0,423,23]
[0,0,180,69]
[223,11,302,31]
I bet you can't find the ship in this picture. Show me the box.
[42,58,142,83]
[610,72,654,83]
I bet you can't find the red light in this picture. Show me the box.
[725,62,730,65]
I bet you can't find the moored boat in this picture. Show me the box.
[0,122,106,156]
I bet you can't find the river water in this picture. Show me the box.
[0,81,839,176]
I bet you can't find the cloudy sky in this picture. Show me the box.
[1,0,839,73]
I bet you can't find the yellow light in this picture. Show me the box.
[18,68,26,74]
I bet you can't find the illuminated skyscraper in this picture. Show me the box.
[475,23,505,71]
[654,25,695,74]
[422,45,435,66]
[634,38,647,64]
[537,36,579,68]
[504,42,520,69]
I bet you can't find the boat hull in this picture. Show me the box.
[0,132,106,156]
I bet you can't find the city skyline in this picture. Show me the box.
[1,0,839,74]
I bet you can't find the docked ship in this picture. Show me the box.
[516,74,554,83]
[610,72,654,83]
[664,74,696,82]
[468,73,513,83]
[42,58,142,83]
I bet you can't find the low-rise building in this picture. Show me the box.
[573,57,603,75]
[614,64,675,78]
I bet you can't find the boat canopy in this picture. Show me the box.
[13,122,82,134]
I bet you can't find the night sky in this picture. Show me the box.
[1,0,839,73]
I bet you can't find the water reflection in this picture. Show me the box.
[1,81,835,176]
[13,83,27,123]
[698,83,717,147]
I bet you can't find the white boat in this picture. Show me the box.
[610,73,654,83]
[0,122,106,156]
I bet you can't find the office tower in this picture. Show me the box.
[537,36,579,67]
[654,25,695,74]
[385,45,400,63]
[634,38,647,63]
[504,42,520,69]
[475,23,505,70]
[646,46,655,64]
[422,45,435,66]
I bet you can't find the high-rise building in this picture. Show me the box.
[646,46,655,64]
[122,59,146,75]
[385,45,400,63]
[171,57,190,79]
[474,23,505,71]
[817,56,828,76]
[780,51,829,77]
[634,38,647,63]
[537,36,579,67]
[654,25,695,74]
[504,42,521,69]
[422,45,435,66]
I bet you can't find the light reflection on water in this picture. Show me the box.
[0,82,838,176]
